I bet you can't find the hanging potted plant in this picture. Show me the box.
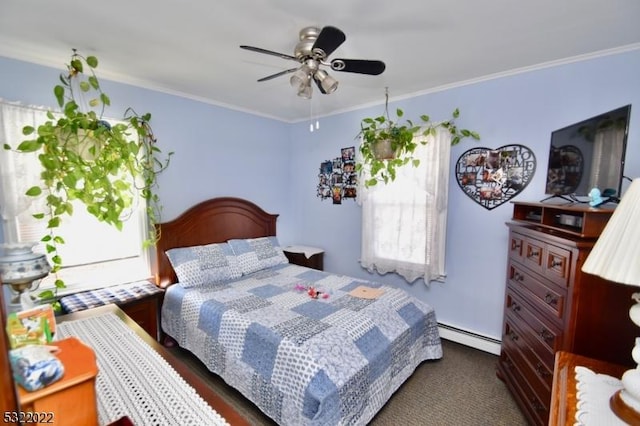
[356,89,480,187]
[3,49,173,297]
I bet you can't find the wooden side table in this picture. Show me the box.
[283,246,324,270]
[549,351,627,425]
[17,337,98,426]
[117,293,163,341]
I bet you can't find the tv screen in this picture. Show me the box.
[544,105,631,200]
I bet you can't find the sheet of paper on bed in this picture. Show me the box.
[349,285,385,299]
[284,245,324,258]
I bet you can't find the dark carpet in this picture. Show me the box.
[167,339,527,425]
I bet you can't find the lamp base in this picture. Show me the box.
[610,390,640,424]
[7,282,39,303]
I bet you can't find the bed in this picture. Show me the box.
[154,197,443,426]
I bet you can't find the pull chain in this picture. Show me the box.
[309,98,319,132]
[384,86,390,122]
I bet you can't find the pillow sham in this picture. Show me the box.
[227,236,289,275]
[165,242,241,288]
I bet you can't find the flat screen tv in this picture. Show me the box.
[544,104,631,201]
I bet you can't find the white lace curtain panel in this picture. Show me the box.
[0,100,47,243]
[358,127,451,285]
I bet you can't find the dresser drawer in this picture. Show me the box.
[499,347,549,426]
[511,232,572,288]
[508,261,566,321]
[509,233,525,261]
[506,288,562,366]
[503,316,554,392]
[543,244,572,287]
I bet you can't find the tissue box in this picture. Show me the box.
[9,345,64,391]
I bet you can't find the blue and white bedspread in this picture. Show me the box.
[161,264,442,426]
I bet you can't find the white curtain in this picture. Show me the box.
[588,124,625,192]
[0,100,47,243]
[358,127,451,284]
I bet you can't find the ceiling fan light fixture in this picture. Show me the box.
[289,67,311,89]
[241,26,385,99]
[297,82,312,99]
[314,69,339,94]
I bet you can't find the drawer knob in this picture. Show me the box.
[544,293,558,306]
[513,272,524,282]
[505,357,515,370]
[531,398,545,412]
[528,249,540,258]
[508,330,519,341]
[510,303,521,313]
[513,242,522,250]
[550,258,563,267]
[539,328,554,344]
[535,362,551,378]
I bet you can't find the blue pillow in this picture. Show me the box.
[227,236,289,275]
[166,242,241,288]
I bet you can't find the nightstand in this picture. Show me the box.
[59,281,164,341]
[118,293,163,341]
[549,351,627,425]
[17,337,99,426]
[283,246,324,271]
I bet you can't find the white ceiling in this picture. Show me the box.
[1,0,640,122]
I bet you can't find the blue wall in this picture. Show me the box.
[2,48,639,341]
[0,56,295,243]
[288,48,640,340]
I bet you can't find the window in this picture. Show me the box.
[1,100,150,297]
[358,128,451,284]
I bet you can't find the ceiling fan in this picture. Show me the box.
[240,26,386,99]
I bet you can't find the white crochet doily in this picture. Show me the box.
[283,245,324,258]
[57,313,230,426]
[574,366,626,426]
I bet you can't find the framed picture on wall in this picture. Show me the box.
[317,147,357,202]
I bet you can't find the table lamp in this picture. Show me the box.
[582,178,640,424]
[0,243,51,309]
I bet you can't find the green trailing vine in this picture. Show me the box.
[3,49,173,301]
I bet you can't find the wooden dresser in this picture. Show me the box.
[496,201,638,425]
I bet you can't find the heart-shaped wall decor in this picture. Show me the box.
[455,144,536,210]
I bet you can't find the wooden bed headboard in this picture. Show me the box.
[152,197,279,287]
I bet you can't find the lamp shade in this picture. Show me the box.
[582,178,640,286]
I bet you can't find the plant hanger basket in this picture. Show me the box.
[356,88,480,187]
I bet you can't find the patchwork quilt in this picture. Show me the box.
[161,264,442,426]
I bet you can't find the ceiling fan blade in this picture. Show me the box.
[240,45,298,61]
[312,26,346,58]
[330,59,386,75]
[257,68,299,82]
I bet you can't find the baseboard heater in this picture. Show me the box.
[438,323,502,355]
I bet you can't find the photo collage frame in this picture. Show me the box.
[455,144,536,210]
[317,146,357,204]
